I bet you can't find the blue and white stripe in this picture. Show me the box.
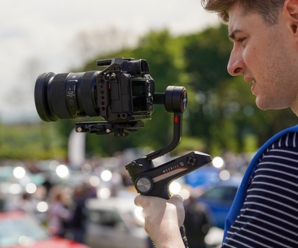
[222,132,298,247]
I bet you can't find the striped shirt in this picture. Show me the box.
[222,132,298,248]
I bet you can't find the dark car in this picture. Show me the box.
[197,176,242,229]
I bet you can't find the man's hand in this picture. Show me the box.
[134,195,185,248]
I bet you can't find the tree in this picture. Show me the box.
[183,24,232,152]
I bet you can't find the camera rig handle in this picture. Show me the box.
[125,113,212,199]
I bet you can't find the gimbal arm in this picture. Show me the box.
[125,112,212,199]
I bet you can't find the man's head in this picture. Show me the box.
[201,0,285,25]
[201,0,298,115]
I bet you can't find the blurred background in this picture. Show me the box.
[1,1,297,248]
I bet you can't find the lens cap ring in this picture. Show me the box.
[34,72,58,122]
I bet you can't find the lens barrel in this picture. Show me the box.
[34,71,100,122]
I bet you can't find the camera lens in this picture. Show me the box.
[34,71,100,122]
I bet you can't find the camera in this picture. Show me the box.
[34,58,155,123]
[34,57,187,136]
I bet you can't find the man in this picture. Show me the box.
[135,0,298,247]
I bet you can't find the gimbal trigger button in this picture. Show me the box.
[136,176,153,194]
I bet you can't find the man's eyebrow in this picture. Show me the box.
[229,29,242,40]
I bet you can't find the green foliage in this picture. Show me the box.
[0,122,65,159]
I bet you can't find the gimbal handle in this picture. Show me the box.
[125,112,212,248]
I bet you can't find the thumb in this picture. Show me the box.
[168,194,185,227]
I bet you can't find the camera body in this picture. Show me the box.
[96,58,154,122]
[35,58,154,123]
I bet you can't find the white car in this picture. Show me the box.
[85,197,148,248]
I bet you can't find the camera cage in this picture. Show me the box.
[94,58,155,123]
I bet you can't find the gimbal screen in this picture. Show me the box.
[132,80,147,112]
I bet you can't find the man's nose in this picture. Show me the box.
[227,48,244,76]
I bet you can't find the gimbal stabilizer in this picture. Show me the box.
[34,56,212,247]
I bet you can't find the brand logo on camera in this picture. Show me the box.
[162,162,185,173]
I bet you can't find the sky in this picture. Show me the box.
[0,0,219,123]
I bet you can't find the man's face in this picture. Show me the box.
[227,2,298,111]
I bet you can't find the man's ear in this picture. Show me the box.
[284,0,298,35]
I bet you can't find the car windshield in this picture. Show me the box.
[0,215,48,246]
[203,186,238,203]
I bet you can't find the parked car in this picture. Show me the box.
[85,197,148,248]
[197,176,242,229]
[0,211,89,248]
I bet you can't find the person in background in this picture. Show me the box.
[48,191,71,237]
[16,193,35,215]
[0,192,5,212]
[134,0,298,247]
[68,184,89,244]
[183,192,211,248]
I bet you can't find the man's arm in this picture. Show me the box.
[134,195,186,248]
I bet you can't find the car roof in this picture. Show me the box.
[0,211,90,248]
[0,211,25,220]
[86,197,137,213]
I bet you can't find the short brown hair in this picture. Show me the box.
[201,0,285,25]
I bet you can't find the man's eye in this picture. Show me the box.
[237,38,246,43]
